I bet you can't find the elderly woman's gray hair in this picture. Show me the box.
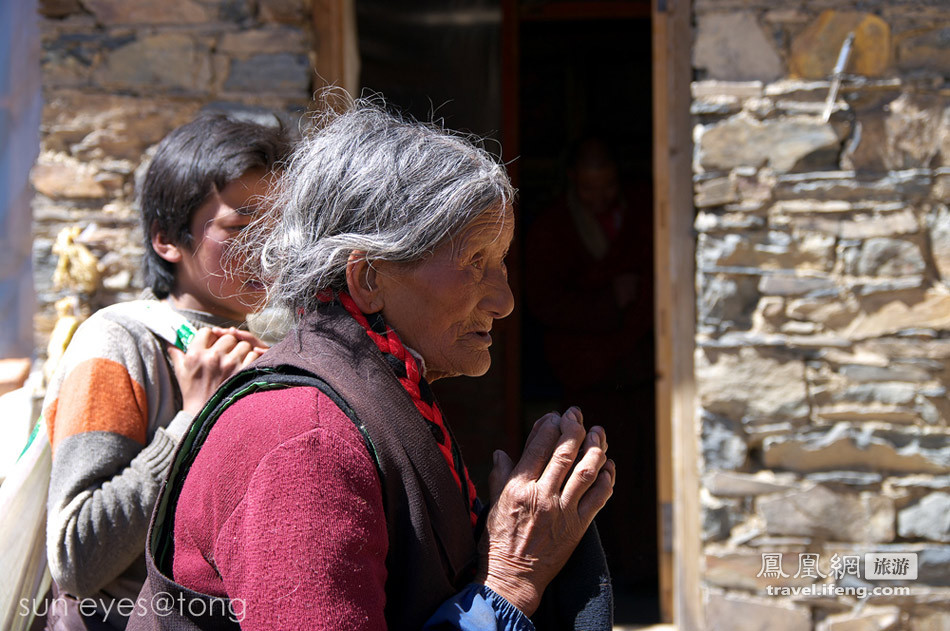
[247,99,515,316]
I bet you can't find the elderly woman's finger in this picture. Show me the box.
[560,430,608,509]
[535,415,586,495]
[562,406,584,426]
[511,413,567,481]
[577,459,616,526]
[580,425,607,457]
[596,426,608,453]
[488,449,515,504]
[524,411,558,448]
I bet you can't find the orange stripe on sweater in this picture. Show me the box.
[46,357,149,452]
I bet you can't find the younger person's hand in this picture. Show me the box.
[167,327,268,415]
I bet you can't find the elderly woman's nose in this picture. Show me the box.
[483,269,515,318]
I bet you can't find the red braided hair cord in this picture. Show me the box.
[324,291,479,527]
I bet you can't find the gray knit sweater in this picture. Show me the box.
[43,298,240,628]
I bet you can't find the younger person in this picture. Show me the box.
[43,113,291,629]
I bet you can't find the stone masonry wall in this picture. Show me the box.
[693,1,950,629]
[31,0,314,353]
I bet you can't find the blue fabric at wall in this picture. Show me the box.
[0,0,40,359]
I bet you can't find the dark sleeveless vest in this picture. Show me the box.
[130,305,612,630]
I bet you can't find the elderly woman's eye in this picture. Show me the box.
[470,255,485,269]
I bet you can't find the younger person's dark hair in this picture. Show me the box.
[139,113,292,298]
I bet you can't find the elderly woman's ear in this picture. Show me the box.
[346,250,384,314]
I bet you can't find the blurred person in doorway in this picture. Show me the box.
[525,136,653,396]
[524,136,656,597]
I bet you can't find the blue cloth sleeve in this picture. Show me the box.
[423,583,535,631]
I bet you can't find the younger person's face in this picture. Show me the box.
[171,168,270,321]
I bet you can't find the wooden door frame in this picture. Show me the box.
[312,0,360,95]
[652,0,701,628]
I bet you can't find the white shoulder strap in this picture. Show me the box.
[105,300,198,351]
[0,299,202,630]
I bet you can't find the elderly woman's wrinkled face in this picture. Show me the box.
[375,205,515,381]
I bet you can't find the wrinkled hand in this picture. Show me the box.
[167,327,268,415]
[477,407,616,616]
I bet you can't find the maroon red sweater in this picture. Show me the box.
[172,386,389,630]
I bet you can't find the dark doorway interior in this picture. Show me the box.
[515,13,658,625]
[357,2,658,624]
[356,1,502,137]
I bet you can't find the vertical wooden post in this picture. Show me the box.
[312,0,360,95]
[652,0,701,628]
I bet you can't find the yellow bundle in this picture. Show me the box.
[51,226,100,294]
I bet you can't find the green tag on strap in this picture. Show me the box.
[174,324,196,351]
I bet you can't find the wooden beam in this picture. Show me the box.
[520,1,651,21]
[652,0,701,628]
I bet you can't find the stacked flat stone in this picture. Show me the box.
[32,0,314,352]
[692,2,950,629]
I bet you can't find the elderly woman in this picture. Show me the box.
[131,101,615,631]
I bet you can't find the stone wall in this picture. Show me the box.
[31,0,314,352]
[693,1,950,629]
